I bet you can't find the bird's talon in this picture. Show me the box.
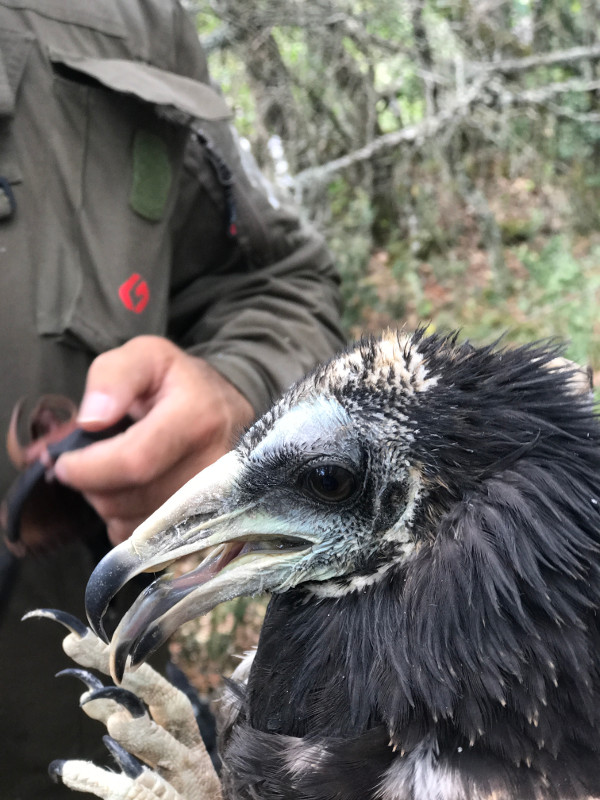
[110,641,131,686]
[102,735,145,779]
[55,668,104,692]
[22,608,89,637]
[48,759,65,784]
[83,686,147,719]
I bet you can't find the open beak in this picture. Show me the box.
[84,451,313,683]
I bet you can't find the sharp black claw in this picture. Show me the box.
[111,639,131,685]
[48,760,65,784]
[130,623,166,670]
[82,686,147,718]
[85,548,142,643]
[56,668,104,692]
[22,608,89,637]
[102,735,145,778]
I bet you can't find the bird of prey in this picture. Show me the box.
[60,331,600,798]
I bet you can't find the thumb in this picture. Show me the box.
[77,390,123,430]
[76,337,170,432]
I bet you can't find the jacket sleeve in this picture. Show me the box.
[167,120,345,416]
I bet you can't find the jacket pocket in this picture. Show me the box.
[35,51,231,354]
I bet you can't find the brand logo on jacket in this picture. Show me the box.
[118,274,150,314]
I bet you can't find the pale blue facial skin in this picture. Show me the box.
[250,395,355,463]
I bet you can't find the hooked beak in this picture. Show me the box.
[85,451,314,683]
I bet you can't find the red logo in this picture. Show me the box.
[118,273,150,314]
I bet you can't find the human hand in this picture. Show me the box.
[54,336,254,546]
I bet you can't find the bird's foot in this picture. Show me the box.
[23,609,222,800]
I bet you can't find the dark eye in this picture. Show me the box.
[303,464,357,504]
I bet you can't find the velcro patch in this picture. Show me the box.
[129,129,171,221]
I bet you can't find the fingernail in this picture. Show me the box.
[53,457,69,484]
[78,391,117,424]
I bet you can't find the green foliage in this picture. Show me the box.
[326,180,378,332]
[499,209,544,244]
[347,231,600,373]
[193,0,600,368]
[515,236,600,367]
[171,595,266,693]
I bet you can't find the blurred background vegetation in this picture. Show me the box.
[175,0,600,693]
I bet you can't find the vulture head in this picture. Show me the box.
[86,330,600,800]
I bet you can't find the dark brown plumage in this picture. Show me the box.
[85,330,600,799]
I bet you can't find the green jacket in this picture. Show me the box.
[0,1,343,796]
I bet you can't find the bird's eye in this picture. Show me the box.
[303,464,357,504]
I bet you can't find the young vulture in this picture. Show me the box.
[43,331,600,799]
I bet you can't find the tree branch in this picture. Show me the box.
[294,73,600,191]
[200,24,238,54]
[471,43,600,77]
[493,78,600,121]
[293,80,487,190]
